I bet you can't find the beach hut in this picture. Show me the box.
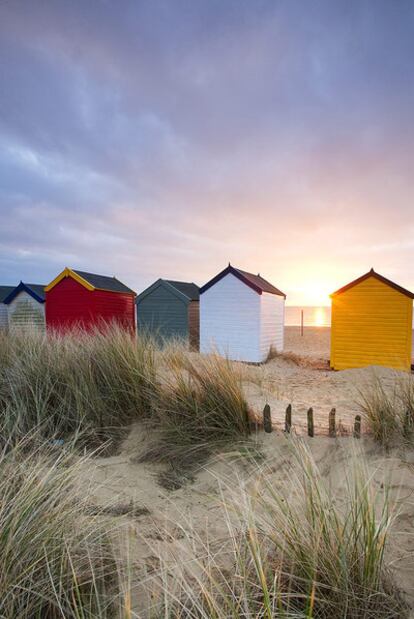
[200,264,286,363]
[330,268,414,371]
[0,286,15,330]
[45,268,136,332]
[3,282,46,331]
[136,279,199,348]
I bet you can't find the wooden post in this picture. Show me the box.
[307,408,314,437]
[285,404,292,434]
[263,404,272,433]
[301,309,304,336]
[328,408,336,438]
[354,415,361,439]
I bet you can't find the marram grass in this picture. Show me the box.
[154,439,407,618]
[0,326,157,447]
[0,435,406,618]
[358,373,414,447]
[138,352,252,488]
[0,434,123,618]
[0,330,409,617]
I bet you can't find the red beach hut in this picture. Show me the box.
[45,268,136,332]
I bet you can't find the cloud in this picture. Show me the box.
[0,0,414,302]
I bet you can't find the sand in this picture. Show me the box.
[243,326,406,434]
[285,325,331,359]
[78,327,414,616]
[80,430,414,616]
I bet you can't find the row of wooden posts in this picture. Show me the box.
[262,404,362,438]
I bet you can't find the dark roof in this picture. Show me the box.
[136,278,199,304]
[3,282,46,304]
[0,286,15,303]
[331,268,414,299]
[73,270,136,295]
[200,265,286,297]
[166,280,199,301]
[24,284,46,301]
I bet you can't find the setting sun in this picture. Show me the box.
[313,307,327,327]
[285,278,332,307]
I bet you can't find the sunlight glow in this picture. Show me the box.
[286,278,332,306]
[314,307,326,327]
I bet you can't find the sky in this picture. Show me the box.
[1,0,414,305]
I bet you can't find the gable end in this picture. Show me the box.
[137,279,191,305]
[4,282,45,304]
[331,269,414,299]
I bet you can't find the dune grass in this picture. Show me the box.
[0,326,157,448]
[156,439,406,618]
[358,374,414,447]
[0,433,406,618]
[139,352,252,489]
[0,329,252,468]
[357,376,399,447]
[0,330,409,616]
[0,434,124,618]
[0,328,253,486]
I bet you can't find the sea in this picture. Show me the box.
[285,306,331,327]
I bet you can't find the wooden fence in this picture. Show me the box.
[260,404,362,438]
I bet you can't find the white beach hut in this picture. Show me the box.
[200,264,286,363]
[4,282,46,332]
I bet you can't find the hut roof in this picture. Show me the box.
[3,282,46,304]
[0,286,16,303]
[136,279,199,304]
[200,264,286,298]
[73,270,135,294]
[331,268,414,299]
[165,280,199,301]
[45,268,135,295]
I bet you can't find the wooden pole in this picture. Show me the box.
[354,415,361,439]
[285,404,292,434]
[307,407,314,437]
[263,404,272,433]
[328,408,336,438]
[301,309,304,336]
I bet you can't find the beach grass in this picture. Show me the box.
[0,329,410,617]
[0,434,406,618]
[0,328,254,490]
[155,439,406,618]
[358,374,414,447]
[0,434,122,618]
[138,351,252,488]
[0,326,157,448]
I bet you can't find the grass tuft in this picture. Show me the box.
[0,326,157,448]
[0,434,122,618]
[357,374,414,447]
[140,353,252,488]
[156,439,407,618]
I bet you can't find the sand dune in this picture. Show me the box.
[78,327,414,615]
[81,427,414,616]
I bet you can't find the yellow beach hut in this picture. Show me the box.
[330,269,413,371]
